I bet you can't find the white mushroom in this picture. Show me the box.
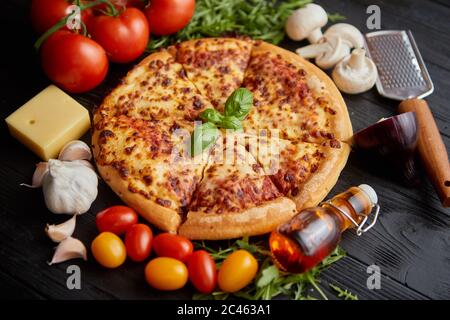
[296,35,350,69]
[285,4,328,43]
[324,23,365,49]
[332,48,378,94]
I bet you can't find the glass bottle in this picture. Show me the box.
[269,184,379,273]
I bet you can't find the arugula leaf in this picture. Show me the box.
[200,108,224,124]
[224,88,253,120]
[329,284,359,300]
[191,122,219,156]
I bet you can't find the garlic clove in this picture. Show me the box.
[58,140,92,161]
[48,236,87,265]
[21,162,49,188]
[45,215,77,242]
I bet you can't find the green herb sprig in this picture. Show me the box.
[329,284,359,300]
[193,237,347,300]
[147,0,313,52]
[191,88,253,156]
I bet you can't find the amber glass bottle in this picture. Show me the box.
[269,185,378,273]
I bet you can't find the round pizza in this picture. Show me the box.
[92,38,352,240]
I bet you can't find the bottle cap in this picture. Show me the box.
[358,184,378,205]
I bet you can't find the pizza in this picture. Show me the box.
[92,37,353,240]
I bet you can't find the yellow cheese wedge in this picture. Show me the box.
[5,85,91,161]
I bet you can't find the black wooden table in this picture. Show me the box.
[1,0,449,300]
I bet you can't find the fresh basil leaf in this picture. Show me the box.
[224,88,253,120]
[200,108,224,124]
[220,116,243,130]
[191,122,219,157]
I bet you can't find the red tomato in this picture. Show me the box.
[31,0,93,34]
[145,0,195,36]
[125,224,153,262]
[93,0,147,12]
[41,30,108,93]
[96,205,138,235]
[152,233,193,262]
[187,250,217,293]
[90,8,149,63]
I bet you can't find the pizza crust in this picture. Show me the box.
[251,41,353,142]
[179,197,297,240]
[292,143,351,210]
[96,163,182,233]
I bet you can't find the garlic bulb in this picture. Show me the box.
[46,215,77,242]
[49,236,87,265]
[43,159,98,214]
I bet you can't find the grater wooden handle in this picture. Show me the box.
[399,99,450,207]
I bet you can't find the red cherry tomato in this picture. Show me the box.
[125,224,153,262]
[90,8,149,63]
[187,250,217,294]
[145,0,195,36]
[152,233,193,262]
[41,30,108,93]
[96,205,138,235]
[31,0,93,34]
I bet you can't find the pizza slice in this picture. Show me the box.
[92,115,208,232]
[179,139,297,240]
[94,49,213,125]
[233,133,350,210]
[242,41,353,144]
[172,38,253,112]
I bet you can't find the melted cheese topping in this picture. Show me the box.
[96,116,204,211]
[189,141,280,214]
[95,50,213,126]
[242,50,338,143]
[174,38,252,112]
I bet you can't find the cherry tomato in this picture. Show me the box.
[40,30,108,93]
[91,232,127,268]
[125,224,153,262]
[90,8,149,63]
[187,250,217,293]
[152,233,193,262]
[96,205,138,235]
[31,0,93,34]
[145,257,188,290]
[218,250,258,293]
[145,0,195,36]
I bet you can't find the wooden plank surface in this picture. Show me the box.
[0,0,449,300]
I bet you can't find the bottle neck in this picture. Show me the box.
[325,187,374,231]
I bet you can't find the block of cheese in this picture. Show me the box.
[5,85,91,160]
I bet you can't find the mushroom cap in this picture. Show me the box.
[315,36,350,70]
[324,23,365,49]
[332,49,378,94]
[285,4,328,41]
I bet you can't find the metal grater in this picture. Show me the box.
[365,30,434,101]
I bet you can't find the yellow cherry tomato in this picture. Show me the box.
[91,232,126,268]
[218,250,258,293]
[145,257,188,291]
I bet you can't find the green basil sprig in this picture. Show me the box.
[191,88,253,156]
